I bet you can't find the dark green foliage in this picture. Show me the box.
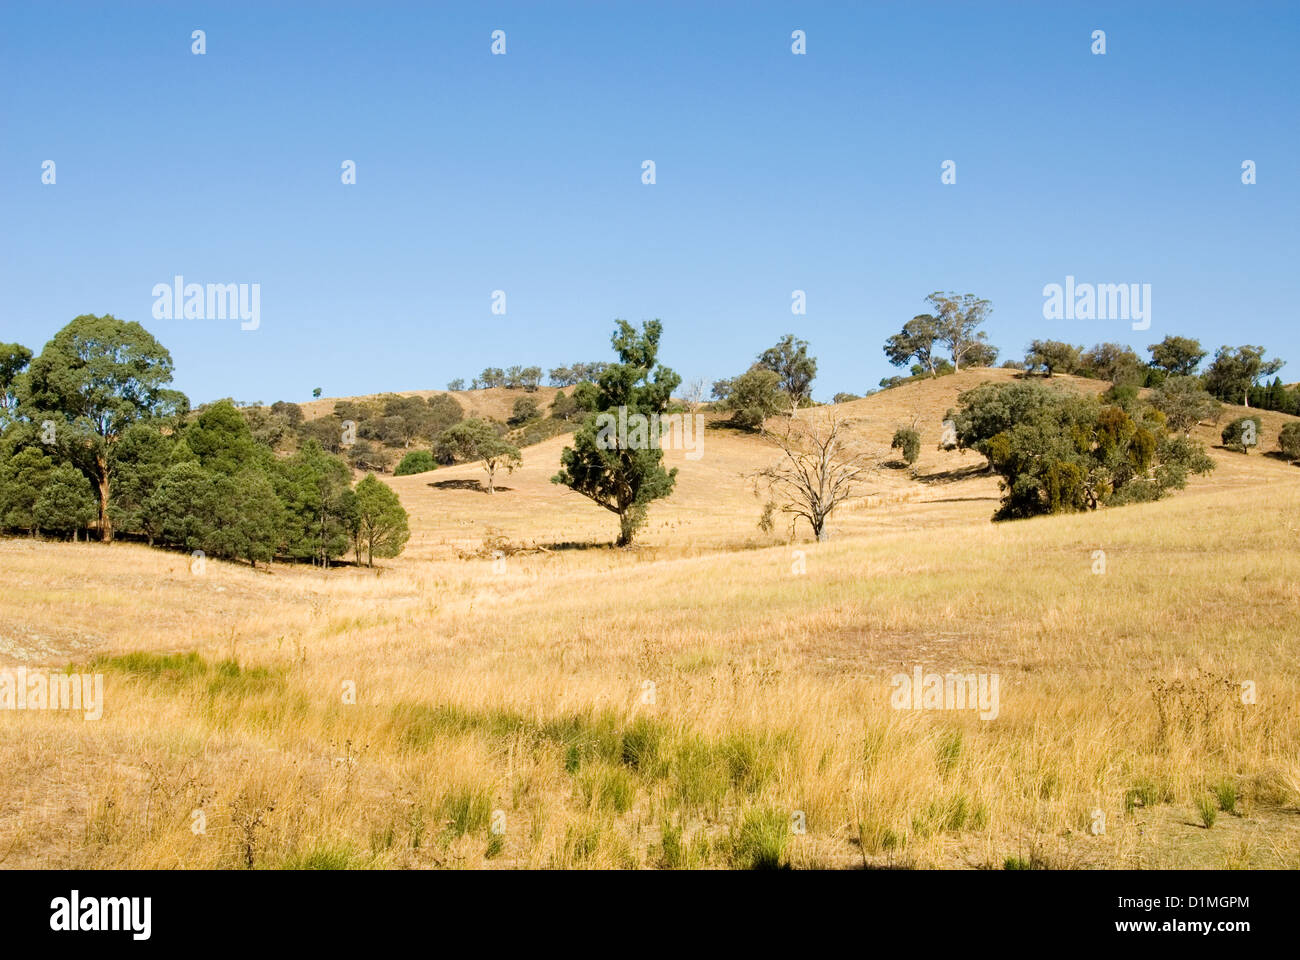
[1221,416,1262,454]
[507,396,541,427]
[1278,422,1300,462]
[953,381,1213,520]
[757,334,817,406]
[1147,336,1206,376]
[15,314,186,541]
[548,390,583,422]
[1247,377,1300,415]
[1204,345,1285,407]
[186,400,262,475]
[352,473,410,566]
[891,427,921,466]
[0,444,53,533]
[720,366,787,431]
[33,465,97,538]
[553,320,680,546]
[1024,340,1083,377]
[394,450,436,476]
[0,342,33,428]
[274,440,357,565]
[884,315,943,377]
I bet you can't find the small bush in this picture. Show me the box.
[891,427,921,466]
[394,450,436,476]
[1278,422,1300,462]
[1221,416,1261,453]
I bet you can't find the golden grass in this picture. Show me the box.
[2,371,1298,869]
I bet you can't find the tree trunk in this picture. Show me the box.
[617,512,635,547]
[95,460,113,542]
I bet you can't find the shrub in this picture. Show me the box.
[890,427,921,466]
[721,366,788,431]
[1278,421,1300,462]
[507,397,540,427]
[1221,415,1261,453]
[953,381,1214,520]
[394,450,436,476]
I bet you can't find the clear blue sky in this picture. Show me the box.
[2,1,1297,405]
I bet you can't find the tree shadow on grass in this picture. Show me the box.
[538,540,620,552]
[426,479,514,494]
[915,463,990,485]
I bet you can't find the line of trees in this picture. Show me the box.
[0,316,408,566]
[446,362,614,392]
[1021,336,1294,413]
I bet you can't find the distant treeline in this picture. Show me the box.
[446,362,609,391]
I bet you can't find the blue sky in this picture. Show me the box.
[2,1,1297,405]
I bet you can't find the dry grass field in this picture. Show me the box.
[2,370,1298,869]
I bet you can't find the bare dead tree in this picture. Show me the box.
[681,378,707,413]
[752,412,881,541]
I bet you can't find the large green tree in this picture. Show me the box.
[185,400,261,475]
[352,473,410,566]
[553,319,681,546]
[16,315,185,541]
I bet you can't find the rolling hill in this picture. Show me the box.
[1,368,1297,870]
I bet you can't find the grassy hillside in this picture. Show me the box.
[299,386,566,426]
[2,369,1298,869]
